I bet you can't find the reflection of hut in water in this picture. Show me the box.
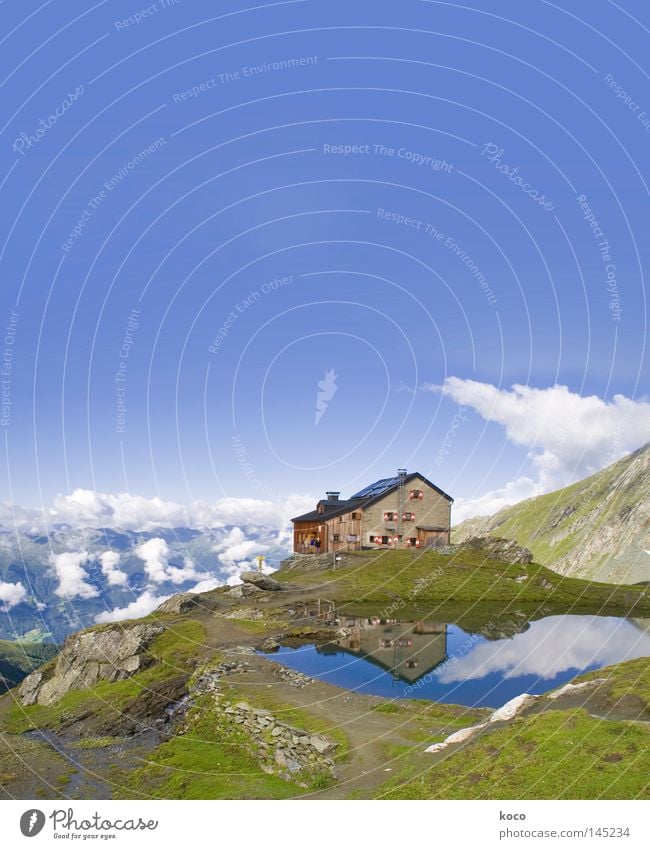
[318,617,448,684]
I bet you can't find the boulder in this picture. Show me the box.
[459,536,534,565]
[488,693,537,722]
[309,734,336,754]
[547,679,606,700]
[240,572,286,592]
[18,622,164,707]
[155,593,201,615]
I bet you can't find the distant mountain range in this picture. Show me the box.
[0,524,288,642]
[454,443,650,584]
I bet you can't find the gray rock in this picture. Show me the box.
[285,758,302,773]
[240,572,286,592]
[309,734,336,754]
[19,622,164,707]
[155,593,201,615]
[18,670,44,706]
[458,536,534,565]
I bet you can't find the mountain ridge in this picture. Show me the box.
[454,443,650,583]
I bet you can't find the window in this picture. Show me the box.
[409,537,417,546]
[409,489,424,500]
[338,516,343,522]
[347,534,358,542]
[383,511,398,521]
[402,512,415,521]
[351,512,361,520]
[332,534,340,542]
[382,535,389,545]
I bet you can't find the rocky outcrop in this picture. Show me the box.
[425,693,538,754]
[458,536,533,564]
[19,622,163,707]
[240,572,286,592]
[155,593,204,615]
[184,659,336,786]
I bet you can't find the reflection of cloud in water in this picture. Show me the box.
[437,616,650,684]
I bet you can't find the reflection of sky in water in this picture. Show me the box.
[438,616,650,683]
[269,616,650,708]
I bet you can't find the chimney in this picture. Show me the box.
[398,468,407,483]
[326,491,340,501]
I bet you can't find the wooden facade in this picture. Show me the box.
[292,472,452,554]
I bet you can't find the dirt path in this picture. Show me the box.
[219,653,480,799]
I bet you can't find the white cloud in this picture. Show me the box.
[0,580,27,610]
[94,589,171,624]
[0,489,314,535]
[99,551,129,587]
[432,378,650,519]
[51,551,99,600]
[453,477,538,523]
[135,537,203,585]
[213,526,267,566]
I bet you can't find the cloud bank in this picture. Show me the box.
[430,378,650,520]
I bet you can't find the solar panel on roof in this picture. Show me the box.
[351,476,400,498]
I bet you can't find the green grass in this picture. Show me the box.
[71,736,124,750]
[576,657,650,714]
[381,708,650,800]
[275,549,649,613]
[226,617,269,634]
[112,693,299,800]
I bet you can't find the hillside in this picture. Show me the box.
[0,639,58,693]
[454,443,650,584]
[0,551,648,800]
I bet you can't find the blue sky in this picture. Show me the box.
[1,0,648,518]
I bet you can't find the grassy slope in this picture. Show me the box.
[382,708,649,800]
[381,657,650,800]
[453,445,649,575]
[275,550,650,612]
